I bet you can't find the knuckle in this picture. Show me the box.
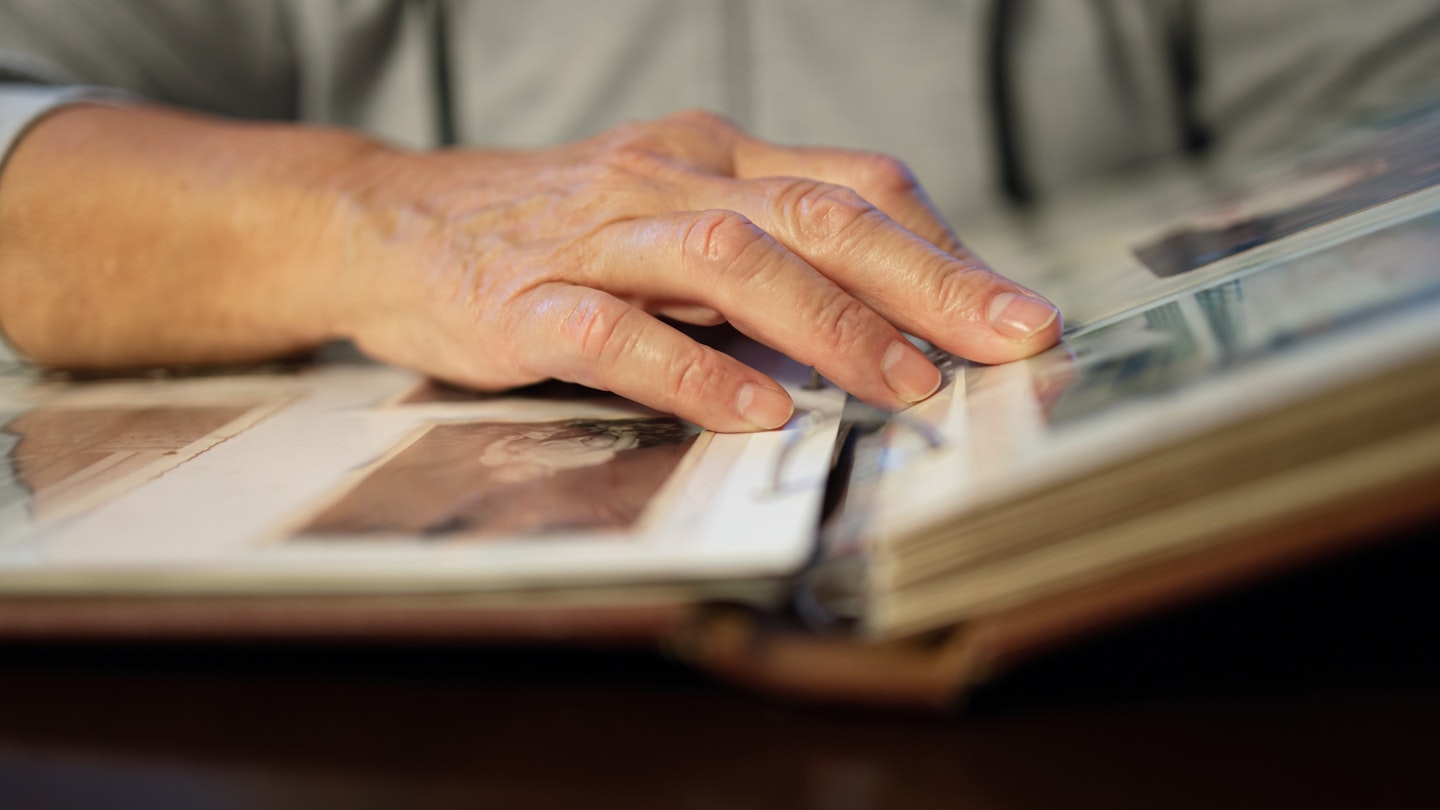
[928,257,996,315]
[600,111,737,172]
[598,140,672,178]
[681,209,766,272]
[662,346,720,405]
[772,178,879,242]
[651,110,739,173]
[558,294,634,367]
[854,152,921,196]
[810,294,874,357]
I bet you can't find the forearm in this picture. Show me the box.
[0,103,384,367]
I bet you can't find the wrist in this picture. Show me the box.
[305,141,431,350]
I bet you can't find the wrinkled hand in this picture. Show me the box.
[333,111,1061,431]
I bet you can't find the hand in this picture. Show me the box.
[0,106,1059,432]
[331,111,1062,431]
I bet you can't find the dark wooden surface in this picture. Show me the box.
[2,528,1438,810]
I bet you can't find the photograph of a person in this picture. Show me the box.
[0,403,263,525]
[297,417,700,541]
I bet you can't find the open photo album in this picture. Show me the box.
[0,341,844,602]
[4,102,1440,706]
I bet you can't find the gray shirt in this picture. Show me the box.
[3,0,1440,358]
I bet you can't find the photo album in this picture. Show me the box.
[4,103,1440,708]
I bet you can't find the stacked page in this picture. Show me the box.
[831,104,1440,638]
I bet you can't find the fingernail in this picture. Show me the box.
[736,383,794,430]
[882,342,942,404]
[988,292,1059,340]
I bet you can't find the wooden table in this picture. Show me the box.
[2,528,1438,809]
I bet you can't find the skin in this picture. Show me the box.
[0,105,1061,432]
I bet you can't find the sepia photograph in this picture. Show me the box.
[297,417,701,541]
[1,400,281,528]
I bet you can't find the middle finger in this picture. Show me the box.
[580,209,943,410]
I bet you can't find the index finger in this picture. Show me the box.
[686,176,1063,365]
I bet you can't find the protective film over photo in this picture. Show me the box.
[296,417,701,541]
[1040,208,1440,430]
[1132,111,1440,277]
[0,403,267,526]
